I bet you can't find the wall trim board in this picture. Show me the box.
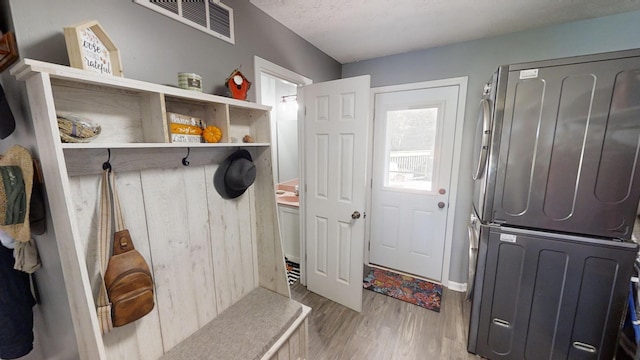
[447,280,466,292]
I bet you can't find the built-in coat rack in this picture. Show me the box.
[64,147,241,177]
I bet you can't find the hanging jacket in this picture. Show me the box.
[0,243,35,359]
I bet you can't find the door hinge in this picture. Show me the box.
[483,83,492,96]
[368,242,370,251]
[304,106,307,116]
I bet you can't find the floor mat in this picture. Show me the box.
[363,268,442,312]
[286,259,300,285]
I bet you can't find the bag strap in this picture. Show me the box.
[108,170,126,232]
[108,171,135,255]
[96,169,113,334]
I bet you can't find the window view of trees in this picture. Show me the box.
[385,108,438,190]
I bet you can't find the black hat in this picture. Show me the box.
[0,84,16,139]
[214,150,256,199]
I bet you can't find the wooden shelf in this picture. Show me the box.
[11,59,270,112]
[60,142,270,150]
[12,59,271,147]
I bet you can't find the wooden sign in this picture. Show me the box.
[0,32,19,73]
[64,20,123,77]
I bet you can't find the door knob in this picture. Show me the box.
[438,202,445,209]
[351,211,361,219]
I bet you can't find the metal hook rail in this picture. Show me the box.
[182,147,191,166]
[102,148,112,172]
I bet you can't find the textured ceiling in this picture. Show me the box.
[250,0,640,64]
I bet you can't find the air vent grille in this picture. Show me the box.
[150,0,178,14]
[182,0,206,27]
[136,0,234,44]
[209,1,231,38]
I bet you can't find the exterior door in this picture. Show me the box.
[303,75,370,312]
[369,85,459,281]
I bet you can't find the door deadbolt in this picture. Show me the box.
[351,211,361,219]
[439,188,446,195]
[438,202,446,209]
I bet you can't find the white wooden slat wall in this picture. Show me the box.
[141,167,218,350]
[204,165,257,312]
[69,164,259,357]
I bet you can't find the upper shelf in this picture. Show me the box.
[11,59,270,112]
[11,59,272,149]
[60,142,270,150]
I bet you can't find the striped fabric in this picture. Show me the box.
[109,171,126,232]
[97,170,113,334]
[97,170,133,333]
[285,259,300,285]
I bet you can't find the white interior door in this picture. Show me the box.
[369,85,459,282]
[303,75,370,312]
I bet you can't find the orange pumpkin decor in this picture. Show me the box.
[225,69,251,100]
[203,125,223,143]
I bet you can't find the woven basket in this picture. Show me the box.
[57,112,101,143]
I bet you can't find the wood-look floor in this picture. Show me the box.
[290,282,479,360]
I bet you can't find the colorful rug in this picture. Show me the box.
[363,268,442,312]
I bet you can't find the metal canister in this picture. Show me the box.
[178,72,202,92]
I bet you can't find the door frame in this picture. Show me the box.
[367,77,467,288]
[254,56,312,284]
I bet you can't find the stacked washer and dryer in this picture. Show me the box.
[467,49,640,359]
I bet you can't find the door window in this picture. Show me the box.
[384,107,439,191]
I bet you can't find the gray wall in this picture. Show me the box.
[343,10,640,284]
[2,1,340,359]
[8,0,341,99]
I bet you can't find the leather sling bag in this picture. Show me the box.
[97,169,154,333]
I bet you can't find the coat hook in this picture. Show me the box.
[182,147,191,166]
[102,149,112,172]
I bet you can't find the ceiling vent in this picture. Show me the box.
[135,0,234,44]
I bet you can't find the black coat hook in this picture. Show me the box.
[182,148,191,166]
[102,149,112,172]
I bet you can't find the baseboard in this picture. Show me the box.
[447,280,467,293]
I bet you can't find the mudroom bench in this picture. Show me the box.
[11,59,309,359]
[162,287,310,360]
